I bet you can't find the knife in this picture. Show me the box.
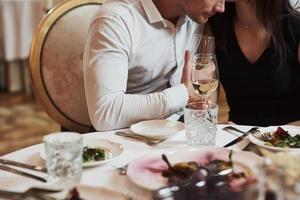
[0,164,47,182]
[223,134,248,147]
[223,126,259,147]
[115,131,159,141]
[0,158,47,173]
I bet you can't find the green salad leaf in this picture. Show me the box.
[82,146,106,162]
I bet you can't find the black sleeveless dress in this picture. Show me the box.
[209,4,300,126]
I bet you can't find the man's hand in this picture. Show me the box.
[181,50,202,103]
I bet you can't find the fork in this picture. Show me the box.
[224,126,271,141]
[115,131,166,146]
[255,131,272,141]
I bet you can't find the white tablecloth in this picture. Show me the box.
[0,124,256,200]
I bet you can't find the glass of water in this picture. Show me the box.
[43,132,83,185]
[184,102,218,146]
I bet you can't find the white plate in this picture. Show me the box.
[40,138,123,167]
[127,147,262,190]
[130,119,184,139]
[248,126,300,152]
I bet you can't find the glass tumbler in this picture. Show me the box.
[43,132,83,184]
[184,102,218,146]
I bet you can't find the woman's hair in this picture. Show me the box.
[210,0,300,68]
[253,0,298,67]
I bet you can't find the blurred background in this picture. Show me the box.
[0,0,64,156]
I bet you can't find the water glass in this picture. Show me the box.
[43,132,83,184]
[184,102,218,146]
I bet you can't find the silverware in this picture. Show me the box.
[256,131,272,142]
[223,126,258,135]
[223,126,260,147]
[224,126,272,142]
[0,164,47,182]
[0,158,47,173]
[0,187,61,200]
[115,131,165,146]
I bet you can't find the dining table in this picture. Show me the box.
[0,124,274,200]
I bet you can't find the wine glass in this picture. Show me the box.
[198,35,215,54]
[191,53,219,102]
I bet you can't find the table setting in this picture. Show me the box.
[0,118,299,199]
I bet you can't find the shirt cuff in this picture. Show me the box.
[163,84,189,114]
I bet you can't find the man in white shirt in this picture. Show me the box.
[83,0,225,131]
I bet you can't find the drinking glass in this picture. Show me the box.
[184,102,218,146]
[43,132,83,185]
[198,35,215,54]
[192,53,219,101]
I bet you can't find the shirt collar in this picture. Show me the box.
[140,0,191,30]
[140,0,167,27]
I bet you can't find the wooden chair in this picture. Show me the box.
[29,0,104,133]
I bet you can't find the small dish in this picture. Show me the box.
[82,138,123,167]
[248,126,300,152]
[130,119,184,139]
[40,138,123,167]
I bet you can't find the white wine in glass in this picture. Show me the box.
[192,53,219,100]
[192,79,219,96]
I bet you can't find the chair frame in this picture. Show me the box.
[29,0,104,133]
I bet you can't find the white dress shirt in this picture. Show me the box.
[83,0,203,131]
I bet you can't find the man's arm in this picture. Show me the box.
[83,18,189,131]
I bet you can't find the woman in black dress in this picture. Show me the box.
[209,0,300,126]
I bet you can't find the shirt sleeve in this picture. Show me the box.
[83,17,188,131]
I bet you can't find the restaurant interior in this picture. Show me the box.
[0,0,299,199]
